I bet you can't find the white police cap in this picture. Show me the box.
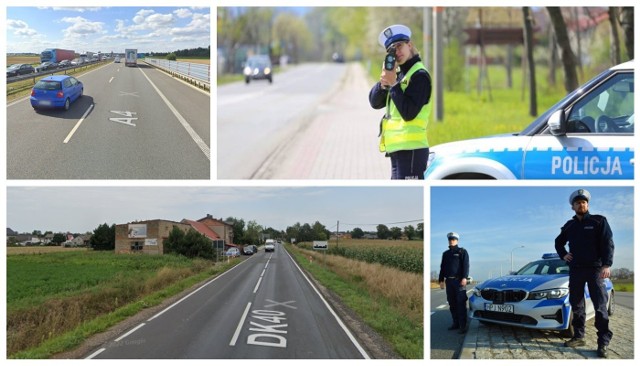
[378,24,412,50]
[447,232,459,240]
[569,189,591,204]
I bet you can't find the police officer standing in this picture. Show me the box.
[438,232,470,333]
[369,24,432,179]
[555,189,614,358]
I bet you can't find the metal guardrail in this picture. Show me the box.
[6,61,105,84]
[144,58,210,90]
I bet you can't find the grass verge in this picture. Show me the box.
[7,251,240,358]
[286,244,423,359]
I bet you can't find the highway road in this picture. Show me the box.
[6,62,210,179]
[430,287,472,359]
[85,244,369,359]
[217,62,388,179]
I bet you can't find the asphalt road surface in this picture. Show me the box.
[85,245,368,359]
[7,62,210,179]
[217,62,388,179]
[430,287,473,359]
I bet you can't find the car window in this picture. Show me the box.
[567,72,634,134]
[35,80,61,90]
[63,79,72,88]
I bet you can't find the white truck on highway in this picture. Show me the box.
[125,49,137,67]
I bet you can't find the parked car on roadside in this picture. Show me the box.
[243,245,257,255]
[7,63,35,77]
[424,60,634,180]
[224,247,240,258]
[30,75,84,111]
[469,253,614,338]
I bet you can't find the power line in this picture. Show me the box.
[339,219,423,227]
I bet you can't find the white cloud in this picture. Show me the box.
[7,19,38,37]
[174,8,193,19]
[61,16,106,38]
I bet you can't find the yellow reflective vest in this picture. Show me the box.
[379,62,431,153]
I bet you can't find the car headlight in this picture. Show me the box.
[243,66,251,76]
[264,67,271,75]
[472,287,482,297]
[527,288,569,300]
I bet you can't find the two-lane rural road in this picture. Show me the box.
[86,245,368,359]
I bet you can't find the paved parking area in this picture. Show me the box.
[461,306,633,359]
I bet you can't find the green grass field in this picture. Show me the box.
[7,250,238,358]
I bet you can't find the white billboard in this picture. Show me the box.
[128,224,147,238]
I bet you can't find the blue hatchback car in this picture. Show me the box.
[469,253,614,337]
[30,75,83,111]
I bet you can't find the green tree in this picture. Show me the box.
[164,226,213,259]
[377,224,390,240]
[166,53,177,61]
[312,221,329,240]
[404,225,416,240]
[244,220,263,246]
[390,227,402,240]
[226,217,246,244]
[351,227,364,239]
[90,223,115,251]
[52,233,66,246]
[416,223,424,240]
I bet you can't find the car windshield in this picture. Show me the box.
[7,65,20,71]
[515,259,569,275]
[34,80,62,90]
[247,57,270,67]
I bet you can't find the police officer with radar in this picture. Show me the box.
[369,24,432,179]
[555,189,614,358]
[438,232,470,333]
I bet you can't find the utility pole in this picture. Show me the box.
[336,220,340,249]
[433,7,444,120]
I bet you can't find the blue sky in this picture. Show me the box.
[6,186,423,234]
[6,6,210,54]
[430,186,634,282]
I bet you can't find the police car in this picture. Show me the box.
[425,61,634,179]
[469,253,614,337]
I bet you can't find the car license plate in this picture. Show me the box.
[39,100,52,106]
[485,303,514,313]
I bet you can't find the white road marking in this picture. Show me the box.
[114,323,146,342]
[138,67,210,160]
[253,277,263,294]
[63,103,94,143]
[229,302,252,346]
[436,304,448,310]
[265,299,297,309]
[85,348,106,359]
[109,77,114,83]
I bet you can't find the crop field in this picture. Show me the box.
[7,55,40,65]
[6,250,235,358]
[297,239,423,273]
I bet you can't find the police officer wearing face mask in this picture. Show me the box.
[438,232,470,333]
[555,189,614,358]
[369,24,432,180]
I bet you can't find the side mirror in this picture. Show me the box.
[548,109,566,136]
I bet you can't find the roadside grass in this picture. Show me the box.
[613,279,634,293]
[286,244,423,359]
[7,251,240,358]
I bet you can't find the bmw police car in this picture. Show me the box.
[425,61,634,179]
[469,253,614,337]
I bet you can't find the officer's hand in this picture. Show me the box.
[439,281,445,290]
[600,266,611,279]
[563,253,573,262]
[460,278,467,287]
[380,68,396,88]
